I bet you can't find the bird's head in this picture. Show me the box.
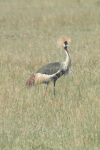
[57,36,71,52]
[63,41,68,51]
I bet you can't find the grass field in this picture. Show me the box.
[0,0,100,149]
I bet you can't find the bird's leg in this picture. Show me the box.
[45,82,49,95]
[53,81,56,97]
[46,82,49,91]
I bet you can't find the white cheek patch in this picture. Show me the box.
[63,43,68,47]
[63,43,65,47]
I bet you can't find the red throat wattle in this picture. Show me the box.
[65,48,68,52]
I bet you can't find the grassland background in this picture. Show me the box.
[0,0,100,149]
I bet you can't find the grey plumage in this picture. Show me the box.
[36,62,61,75]
[26,40,72,97]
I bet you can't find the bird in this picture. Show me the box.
[26,37,72,97]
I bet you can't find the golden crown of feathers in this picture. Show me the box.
[57,36,71,48]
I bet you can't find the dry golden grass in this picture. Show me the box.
[0,0,100,149]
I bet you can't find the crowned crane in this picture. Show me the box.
[26,37,72,97]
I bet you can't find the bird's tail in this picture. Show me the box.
[26,74,35,87]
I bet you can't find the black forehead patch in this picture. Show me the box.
[64,41,68,45]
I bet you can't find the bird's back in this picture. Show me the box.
[36,62,62,75]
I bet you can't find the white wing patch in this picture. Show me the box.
[35,70,61,84]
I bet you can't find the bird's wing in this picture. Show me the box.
[36,62,61,75]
